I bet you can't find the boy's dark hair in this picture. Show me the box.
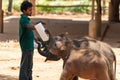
[20,1,33,12]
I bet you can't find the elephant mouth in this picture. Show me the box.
[49,49,60,56]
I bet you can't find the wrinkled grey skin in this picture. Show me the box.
[49,34,116,80]
[73,36,116,80]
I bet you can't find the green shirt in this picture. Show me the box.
[19,14,34,51]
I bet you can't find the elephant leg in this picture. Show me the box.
[60,69,75,80]
[60,66,75,80]
[109,62,116,80]
[96,70,110,80]
[72,76,78,80]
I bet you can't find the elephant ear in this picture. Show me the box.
[73,40,80,47]
[58,32,69,39]
[59,32,71,42]
[59,32,72,48]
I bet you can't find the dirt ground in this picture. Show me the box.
[0,14,120,80]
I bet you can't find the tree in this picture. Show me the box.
[0,0,3,33]
[30,0,36,16]
[109,0,120,22]
[95,0,102,37]
[8,0,13,13]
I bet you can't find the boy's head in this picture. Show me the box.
[20,1,33,16]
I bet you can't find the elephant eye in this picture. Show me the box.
[54,42,57,47]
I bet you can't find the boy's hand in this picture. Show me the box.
[35,21,46,25]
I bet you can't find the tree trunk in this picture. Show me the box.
[103,0,106,15]
[30,0,36,16]
[95,0,102,37]
[8,0,12,13]
[109,0,120,22]
[0,0,3,33]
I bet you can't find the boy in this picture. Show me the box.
[19,1,60,80]
[19,1,35,80]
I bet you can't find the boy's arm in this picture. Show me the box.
[27,24,36,30]
[20,18,35,30]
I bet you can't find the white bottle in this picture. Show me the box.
[35,23,49,41]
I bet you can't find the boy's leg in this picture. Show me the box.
[27,51,34,80]
[19,50,34,80]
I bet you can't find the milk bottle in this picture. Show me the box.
[35,23,49,42]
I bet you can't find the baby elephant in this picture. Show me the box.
[49,34,113,80]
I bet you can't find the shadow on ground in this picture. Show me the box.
[0,16,120,47]
[0,74,17,80]
[1,16,89,41]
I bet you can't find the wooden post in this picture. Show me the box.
[89,0,97,38]
[30,0,36,16]
[95,12,101,37]
[108,2,112,21]
[89,20,97,38]
[8,0,13,13]
[0,0,3,33]
[96,0,102,37]
[103,0,106,15]
[91,0,95,20]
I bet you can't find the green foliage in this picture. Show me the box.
[36,0,91,13]
[69,7,91,13]
[37,7,64,13]
[3,0,22,12]
[38,7,90,13]
[12,1,22,12]
[2,0,91,14]
[2,0,8,11]
[13,3,20,12]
